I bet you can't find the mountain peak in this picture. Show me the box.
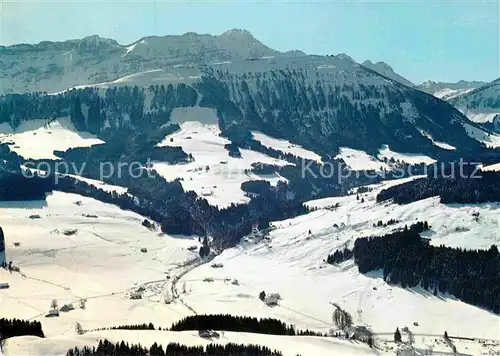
[362,60,414,87]
[220,29,254,38]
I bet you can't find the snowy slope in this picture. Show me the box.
[177,178,500,351]
[0,30,279,94]
[251,131,323,163]
[153,119,291,207]
[334,146,437,172]
[0,118,103,160]
[433,87,475,100]
[462,122,500,148]
[3,330,376,356]
[335,147,390,171]
[0,192,200,336]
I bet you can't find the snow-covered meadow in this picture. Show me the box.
[152,118,292,207]
[0,192,199,337]
[0,119,103,160]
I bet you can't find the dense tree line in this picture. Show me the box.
[377,170,500,204]
[0,145,53,201]
[0,318,44,341]
[67,339,283,356]
[353,222,500,313]
[170,314,297,336]
[0,84,196,135]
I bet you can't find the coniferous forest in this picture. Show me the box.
[352,222,500,313]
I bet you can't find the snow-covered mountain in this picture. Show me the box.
[361,60,414,87]
[417,80,485,100]
[0,29,282,94]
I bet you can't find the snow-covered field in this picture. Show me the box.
[377,145,436,165]
[335,147,390,171]
[0,118,103,160]
[335,145,436,172]
[0,192,199,336]
[317,145,438,172]
[153,120,291,207]
[1,113,499,355]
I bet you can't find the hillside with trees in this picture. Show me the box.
[352,222,499,313]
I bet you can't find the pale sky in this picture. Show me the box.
[0,0,498,84]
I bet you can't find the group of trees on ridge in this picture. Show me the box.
[170,314,297,336]
[66,339,284,356]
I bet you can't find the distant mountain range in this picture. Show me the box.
[0,29,302,94]
[417,80,486,100]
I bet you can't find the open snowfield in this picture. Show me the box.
[3,330,376,356]
[0,191,200,337]
[251,131,323,163]
[153,120,291,207]
[0,118,103,160]
[177,178,499,353]
[335,146,436,172]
